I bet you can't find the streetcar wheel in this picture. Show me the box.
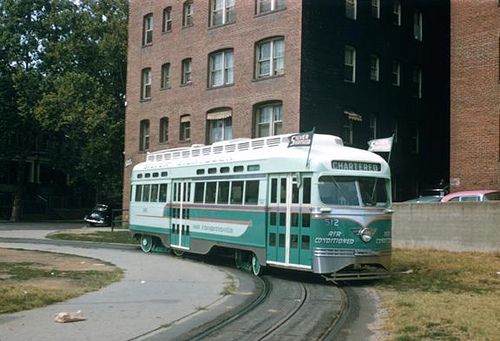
[172,248,185,257]
[140,235,153,253]
[251,253,263,276]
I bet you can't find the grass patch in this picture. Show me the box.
[375,249,500,341]
[220,273,237,296]
[0,249,123,314]
[47,230,138,245]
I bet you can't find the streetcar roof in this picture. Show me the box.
[132,133,390,178]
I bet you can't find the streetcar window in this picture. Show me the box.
[279,213,286,226]
[303,177,311,204]
[184,183,191,201]
[271,179,278,203]
[291,234,298,249]
[318,176,389,207]
[280,178,286,204]
[161,171,168,177]
[205,182,216,203]
[137,174,143,179]
[234,166,244,173]
[302,214,310,228]
[194,183,204,203]
[279,233,285,247]
[292,180,299,204]
[142,184,151,202]
[220,167,230,173]
[269,233,276,247]
[270,212,277,225]
[159,184,168,202]
[247,165,260,172]
[208,168,217,174]
[196,169,205,175]
[145,173,151,178]
[291,213,299,227]
[230,181,244,204]
[245,181,259,205]
[302,235,310,250]
[135,185,143,202]
[218,181,230,204]
[150,184,159,202]
[152,172,159,178]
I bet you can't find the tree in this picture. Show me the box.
[0,0,128,221]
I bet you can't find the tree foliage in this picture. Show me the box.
[0,0,128,219]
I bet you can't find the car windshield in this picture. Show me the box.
[318,176,390,207]
[485,192,500,201]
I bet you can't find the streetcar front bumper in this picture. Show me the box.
[312,248,391,274]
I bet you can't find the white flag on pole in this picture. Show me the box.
[367,136,393,152]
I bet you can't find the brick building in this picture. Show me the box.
[124,0,450,205]
[450,0,500,191]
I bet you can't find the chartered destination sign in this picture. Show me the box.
[331,161,381,172]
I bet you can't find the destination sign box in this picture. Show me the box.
[331,161,381,172]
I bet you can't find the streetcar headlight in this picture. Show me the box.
[360,228,374,243]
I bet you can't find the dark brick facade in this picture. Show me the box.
[450,0,500,191]
[124,0,450,206]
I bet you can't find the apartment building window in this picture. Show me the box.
[345,0,357,20]
[256,37,284,78]
[141,68,152,100]
[161,63,171,89]
[183,1,194,27]
[344,46,356,83]
[210,0,234,27]
[343,110,362,145]
[370,54,380,81]
[411,123,420,154]
[159,117,169,143]
[371,0,380,18]
[414,10,423,41]
[143,13,153,45]
[139,120,150,151]
[182,58,192,85]
[254,101,282,137]
[392,0,401,26]
[180,115,191,141]
[256,0,285,15]
[392,61,401,86]
[163,7,172,32]
[209,49,234,87]
[370,115,378,139]
[413,66,422,98]
[207,108,233,144]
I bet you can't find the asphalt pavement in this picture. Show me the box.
[0,222,255,341]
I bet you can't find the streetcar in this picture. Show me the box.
[129,133,392,280]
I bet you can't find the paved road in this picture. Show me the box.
[0,223,253,341]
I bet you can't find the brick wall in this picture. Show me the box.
[123,0,303,208]
[450,0,500,191]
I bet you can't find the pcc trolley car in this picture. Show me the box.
[129,133,392,279]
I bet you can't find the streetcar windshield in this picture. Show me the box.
[318,176,390,207]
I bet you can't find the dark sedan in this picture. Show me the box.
[84,204,112,227]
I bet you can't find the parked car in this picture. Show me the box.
[404,196,442,203]
[441,190,500,202]
[84,204,112,226]
[404,184,450,203]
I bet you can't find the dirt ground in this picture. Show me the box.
[0,248,116,290]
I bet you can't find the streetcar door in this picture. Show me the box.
[170,180,191,251]
[267,174,312,268]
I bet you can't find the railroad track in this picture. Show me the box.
[177,270,353,341]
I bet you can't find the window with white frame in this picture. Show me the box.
[141,68,152,100]
[143,13,153,45]
[254,101,283,137]
[413,66,422,98]
[209,49,233,87]
[182,58,192,85]
[139,120,150,151]
[370,54,380,81]
[183,1,194,27]
[256,0,285,15]
[343,110,362,145]
[180,115,191,141]
[371,0,380,18]
[392,0,401,26]
[255,37,284,78]
[344,46,356,83]
[159,117,169,143]
[163,7,172,32]
[161,63,171,89]
[345,0,357,20]
[392,61,401,86]
[210,0,234,27]
[207,108,233,144]
[413,9,423,41]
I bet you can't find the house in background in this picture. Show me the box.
[123,0,451,205]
